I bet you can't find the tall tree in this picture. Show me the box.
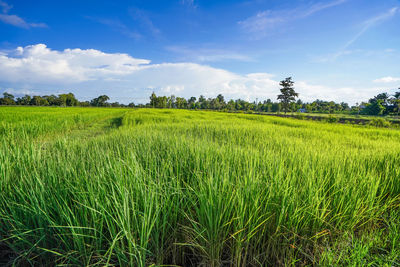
[277,77,298,114]
[149,92,157,108]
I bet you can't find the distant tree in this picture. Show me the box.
[168,95,176,108]
[363,100,385,115]
[367,93,392,115]
[16,95,32,105]
[58,93,79,106]
[373,93,390,105]
[198,95,209,109]
[158,96,168,108]
[395,88,400,99]
[340,102,349,111]
[30,96,49,106]
[175,97,187,109]
[210,97,221,110]
[216,94,225,108]
[90,95,110,107]
[227,99,235,111]
[150,92,157,108]
[0,92,16,105]
[198,95,206,109]
[271,102,281,113]
[188,97,196,109]
[390,98,400,116]
[42,95,59,106]
[392,89,400,116]
[277,77,298,114]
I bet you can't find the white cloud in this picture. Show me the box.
[373,76,400,83]
[0,1,47,28]
[0,0,11,13]
[295,81,384,104]
[0,44,150,83]
[238,0,347,38]
[0,14,47,28]
[0,44,386,104]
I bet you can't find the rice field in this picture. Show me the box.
[1,106,400,266]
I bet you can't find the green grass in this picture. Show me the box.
[268,111,400,122]
[1,107,400,266]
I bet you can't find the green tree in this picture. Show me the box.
[150,92,157,108]
[188,97,196,109]
[90,95,110,107]
[16,95,32,105]
[30,96,49,106]
[42,95,59,106]
[168,95,176,108]
[175,97,187,109]
[277,77,298,114]
[363,100,385,115]
[0,92,16,105]
[392,89,400,116]
[58,93,79,106]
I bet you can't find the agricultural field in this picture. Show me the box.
[1,106,400,266]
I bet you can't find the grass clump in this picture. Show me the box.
[369,117,391,128]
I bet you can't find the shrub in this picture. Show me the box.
[369,118,391,128]
[294,113,306,120]
[326,115,338,123]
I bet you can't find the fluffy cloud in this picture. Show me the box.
[0,44,387,104]
[373,76,400,83]
[0,44,281,101]
[0,44,150,83]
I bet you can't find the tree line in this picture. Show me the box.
[0,93,127,107]
[1,77,399,116]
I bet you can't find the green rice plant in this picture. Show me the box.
[0,107,399,266]
[369,118,391,128]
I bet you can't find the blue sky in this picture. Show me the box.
[0,0,399,104]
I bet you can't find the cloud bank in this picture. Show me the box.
[0,44,389,104]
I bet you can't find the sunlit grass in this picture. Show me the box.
[1,107,399,266]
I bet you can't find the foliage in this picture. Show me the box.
[277,77,299,113]
[363,100,386,115]
[90,95,110,107]
[369,118,391,128]
[326,115,339,123]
